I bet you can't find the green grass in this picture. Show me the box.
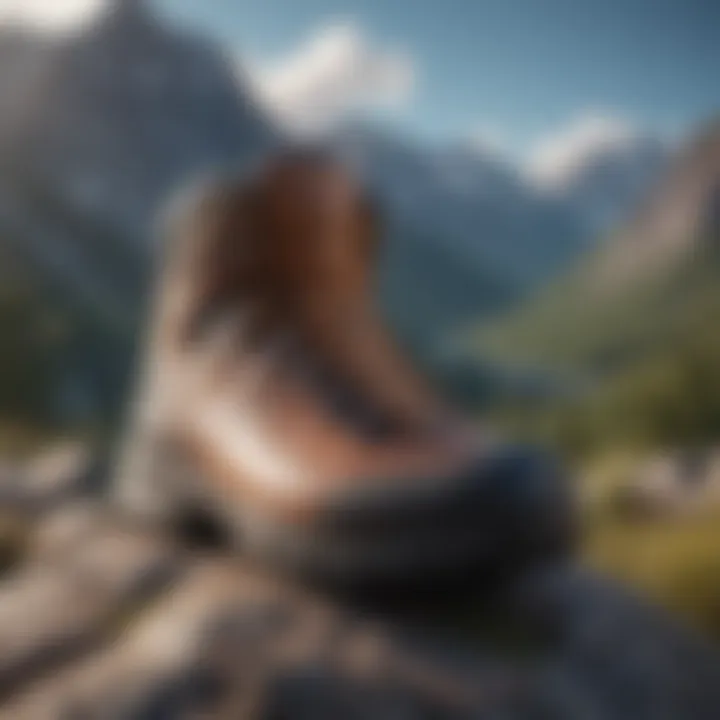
[465,239,720,375]
[584,504,720,639]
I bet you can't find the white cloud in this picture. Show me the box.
[526,112,641,189]
[248,21,415,135]
[0,0,107,31]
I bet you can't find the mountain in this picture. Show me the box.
[531,133,670,239]
[467,120,720,375]
[334,123,586,289]
[0,1,276,241]
[0,0,278,319]
[456,122,720,456]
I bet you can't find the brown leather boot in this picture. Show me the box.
[115,151,574,589]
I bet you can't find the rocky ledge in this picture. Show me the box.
[0,445,718,719]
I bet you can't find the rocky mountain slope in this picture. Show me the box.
[468,121,720,373]
[533,133,669,239]
[0,1,276,241]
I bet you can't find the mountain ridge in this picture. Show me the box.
[465,121,720,376]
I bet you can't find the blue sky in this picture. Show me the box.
[156,0,719,153]
[2,0,718,173]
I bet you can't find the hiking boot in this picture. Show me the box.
[115,152,575,589]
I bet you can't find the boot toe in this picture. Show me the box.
[295,445,577,588]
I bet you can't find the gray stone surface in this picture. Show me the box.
[0,515,181,698]
[0,465,718,719]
